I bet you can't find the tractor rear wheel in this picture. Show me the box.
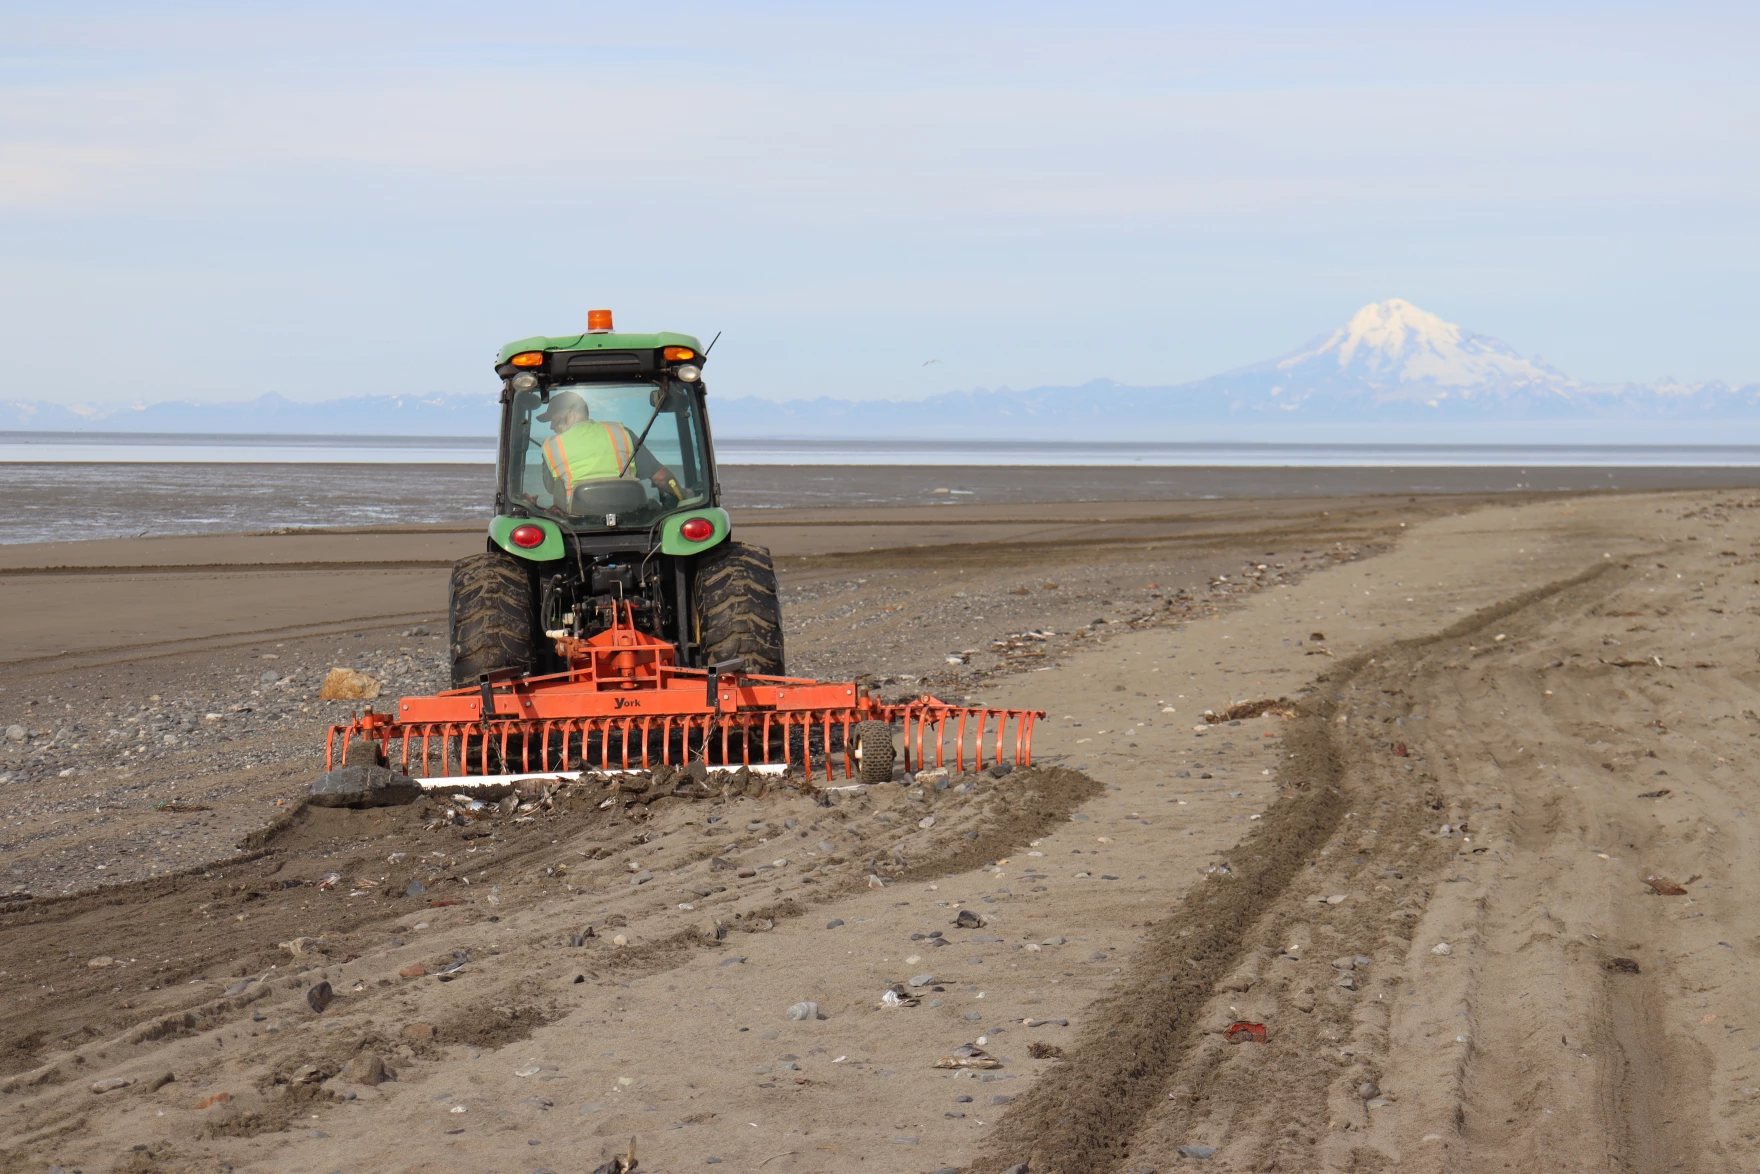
[692,540,785,676]
[448,552,538,688]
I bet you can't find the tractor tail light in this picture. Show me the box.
[509,524,545,549]
[679,517,715,542]
[587,309,614,333]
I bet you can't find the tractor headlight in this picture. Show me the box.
[675,364,701,383]
[510,372,540,392]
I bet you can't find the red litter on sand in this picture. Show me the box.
[1224,1021,1268,1044]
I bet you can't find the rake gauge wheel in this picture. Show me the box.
[853,720,896,784]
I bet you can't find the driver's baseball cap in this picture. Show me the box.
[535,390,587,423]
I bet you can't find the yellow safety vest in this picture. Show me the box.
[542,421,635,499]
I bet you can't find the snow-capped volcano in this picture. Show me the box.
[1279,298,1570,396]
[1215,298,1584,415]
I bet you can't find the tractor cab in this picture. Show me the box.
[493,310,718,540]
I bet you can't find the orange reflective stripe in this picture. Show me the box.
[603,422,630,473]
[543,436,574,497]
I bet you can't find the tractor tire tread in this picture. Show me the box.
[693,540,785,676]
[449,551,538,688]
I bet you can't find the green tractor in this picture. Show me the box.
[447,310,784,688]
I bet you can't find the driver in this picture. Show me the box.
[536,390,684,507]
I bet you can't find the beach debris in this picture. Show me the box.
[881,985,920,1008]
[786,1000,826,1021]
[1605,956,1642,974]
[1203,698,1296,723]
[318,667,381,700]
[306,980,334,1014]
[1027,1041,1064,1059]
[589,1136,638,1174]
[933,1044,1002,1070]
[1636,788,1672,799]
[1646,874,1692,896]
[90,1077,133,1094]
[1223,1021,1267,1044]
[195,1091,232,1108]
[1431,942,1452,956]
[1023,1017,1068,1027]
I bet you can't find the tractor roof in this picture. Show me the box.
[496,330,705,366]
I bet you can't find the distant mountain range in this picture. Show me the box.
[6,300,1759,441]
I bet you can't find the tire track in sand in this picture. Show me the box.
[970,562,1619,1174]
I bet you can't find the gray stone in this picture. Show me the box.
[990,1093,1015,1105]
[785,1001,824,1021]
[1176,1145,1216,1159]
[407,880,427,898]
[5,725,26,743]
[825,919,844,930]
[963,1011,982,1021]
[261,669,280,684]
[308,764,422,809]
[306,981,333,1013]
[1357,1080,1380,1100]
[908,974,936,987]
[345,1053,389,1085]
[630,870,653,885]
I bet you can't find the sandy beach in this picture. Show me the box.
[5,486,1760,1172]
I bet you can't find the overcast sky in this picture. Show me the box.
[2,1,1756,406]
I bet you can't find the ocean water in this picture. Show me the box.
[0,433,1757,546]
[8,432,1760,468]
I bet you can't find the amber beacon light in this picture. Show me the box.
[586,309,614,333]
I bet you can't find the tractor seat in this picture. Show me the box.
[570,477,650,516]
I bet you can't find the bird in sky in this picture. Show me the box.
[922,359,940,366]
